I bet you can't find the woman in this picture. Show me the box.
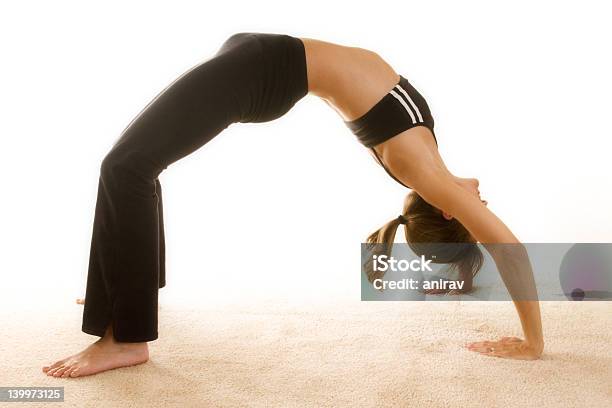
[43,32,544,378]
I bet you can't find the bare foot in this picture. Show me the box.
[76,298,85,305]
[42,324,149,378]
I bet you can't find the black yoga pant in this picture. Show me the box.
[82,32,308,342]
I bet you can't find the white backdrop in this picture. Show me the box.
[1,1,610,308]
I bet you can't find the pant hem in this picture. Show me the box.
[82,324,159,343]
[82,325,106,338]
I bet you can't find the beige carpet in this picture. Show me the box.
[0,300,610,407]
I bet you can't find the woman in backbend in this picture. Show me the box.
[42,32,544,378]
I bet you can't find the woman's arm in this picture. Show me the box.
[404,165,544,359]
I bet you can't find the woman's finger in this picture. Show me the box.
[468,342,497,352]
[469,340,514,353]
[467,341,489,349]
[477,343,517,356]
[488,348,515,358]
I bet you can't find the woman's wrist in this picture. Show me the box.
[525,338,544,356]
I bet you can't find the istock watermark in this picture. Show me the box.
[372,254,433,272]
[361,243,612,301]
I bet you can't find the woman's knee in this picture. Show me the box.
[100,147,159,181]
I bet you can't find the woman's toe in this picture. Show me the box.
[61,366,76,378]
[43,359,65,373]
[52,365,68,377]
[46,369,58,376]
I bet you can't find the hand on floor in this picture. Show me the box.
[465,336,542,360]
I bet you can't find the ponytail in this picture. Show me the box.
[363,215,406,284]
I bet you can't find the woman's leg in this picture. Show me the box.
[43,33,259,377]
[80,57,239,343]
[43,32,308,378]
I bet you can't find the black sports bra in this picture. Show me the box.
[343,74,437,189]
